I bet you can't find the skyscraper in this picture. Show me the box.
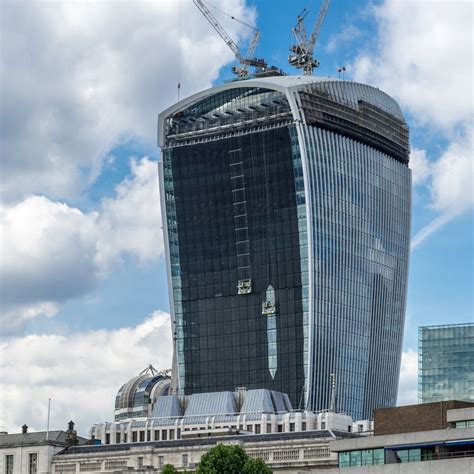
[158,76,411,420]
[419,323,474,404]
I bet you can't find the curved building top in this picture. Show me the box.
[158,75,409,164]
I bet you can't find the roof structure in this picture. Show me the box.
[0,430,88,447]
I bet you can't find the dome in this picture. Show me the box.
[114,366,171,421]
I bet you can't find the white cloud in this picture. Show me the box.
[326,25,362,54]
[0,158,163,333]
[411,128,474,249]
[410,148,431,186]
[0,311,173,436]
[352,0,473,131]
[0,0,253,203]
[397,349,418,406]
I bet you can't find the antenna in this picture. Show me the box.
[337,66,346,79]
[330,373,336,412]
[46,398,51,440]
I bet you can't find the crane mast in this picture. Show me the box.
[192,0,267,78]
[289,0,331,75]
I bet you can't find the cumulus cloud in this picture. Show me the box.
[0,158,163,334]
[0,0,253,202]
[410,148,431,187]
[0,310,173,435]
[411,129,474,249]
[397,349,418,406]
[352,0,473,248]
[352,0,472,131]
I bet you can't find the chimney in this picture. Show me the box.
[66,421,78,447]
[21,424,28,434]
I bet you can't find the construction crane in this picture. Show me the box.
[288,0,331,75]
[192,0,267,78]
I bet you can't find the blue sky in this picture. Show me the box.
[1,0,472,434]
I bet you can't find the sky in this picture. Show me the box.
[0,0,472,436]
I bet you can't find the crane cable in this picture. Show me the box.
[177,0,182,100]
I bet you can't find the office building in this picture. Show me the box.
[419,322,474,403]
[158,76,411,419]
[327,402,474,472]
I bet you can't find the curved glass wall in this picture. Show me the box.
[160,78,411,420]
[300,125,411,419]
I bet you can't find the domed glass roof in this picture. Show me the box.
[114,366,171,421]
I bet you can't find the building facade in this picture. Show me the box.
[91,387,363,446]
[158,76,411,420]
[0,423,87,474]
[53,430,355,473]
[419,323,474,404]
[325,405,474,473]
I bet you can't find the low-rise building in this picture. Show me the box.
[319,404,474,473]
[91,388,365,445]
[0,422,87,474]
[52,429,359,473]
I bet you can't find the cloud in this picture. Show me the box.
[410,148,431,186]
[0,158,163,334]
[352,0,473,131]
[0,310,173,436]
[326,25,362,54]
[397,349,418,406]
[411,128,474,249]
[0,0,253,203]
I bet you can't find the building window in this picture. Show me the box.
[105,433,110,445]
[177,428,181,439]
[302,422,306,431]
[338,452,350,468]
[116,432,121,444]
[321,421,326,429]
[455,420,474,428]
[290,423,295,432]
[277,425,283,433]
[350,451,362,467]
[255,424,261,434]
[29,453,37,474]
[5,455,14,474]
[132,431,137,442]
[169,429,175,440]
[182,454,188,468]
[246,425,252,432]
[158,456,165,468]
[339,449,385,467]
[266,424,271,433]
[139,431,145,442]
[137,457,143,468]
[162,430,167,440]
[124,433,128,443]
[147,430,151,441]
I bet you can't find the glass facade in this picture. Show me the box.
[159,76,411,420]
[419,323,474,403]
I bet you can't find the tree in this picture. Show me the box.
[196,444,272,474]
[161,464,178,474]
[242,458,272,474]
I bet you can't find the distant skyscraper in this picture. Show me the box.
[158,76,411,420]
[419,323,474,404]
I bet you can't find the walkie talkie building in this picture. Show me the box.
[158,76,411,420]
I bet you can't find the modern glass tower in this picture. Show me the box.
[158,76,411,420]
[419,323,474,404]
